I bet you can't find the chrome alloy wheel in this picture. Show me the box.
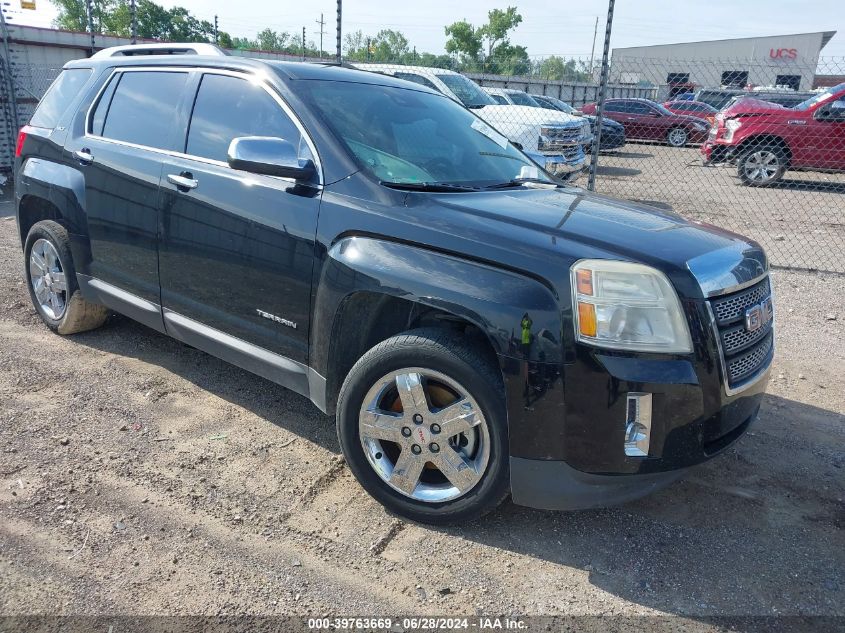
[743,150,780,183]
[667,127,688,147]
[358,368,490,503]
[29,238,68,320]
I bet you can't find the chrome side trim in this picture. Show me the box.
[705,301,773,397]
[162,309,328,411]
[687,242,768,298]
[78,274,166,333]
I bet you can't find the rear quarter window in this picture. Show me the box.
[29,68,92,129]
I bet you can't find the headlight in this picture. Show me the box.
[723,118,742,141]
[581,120,591,138]
[571,259,692,353]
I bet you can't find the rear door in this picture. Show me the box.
[67,68,190,329]
[158,70,321,365]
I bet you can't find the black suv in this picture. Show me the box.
[14,44,773,524]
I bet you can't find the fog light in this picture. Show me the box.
[625,393,652,457]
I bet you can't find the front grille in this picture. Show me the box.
[538,125,583,151]
[708,276,774,389]
[727,331,773,383]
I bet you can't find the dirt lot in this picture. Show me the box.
[0,203,844,624]
[595,145,845,273]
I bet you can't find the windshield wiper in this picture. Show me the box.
[483,177,560,190]
[380,181,479,192]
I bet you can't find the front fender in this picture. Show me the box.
[312,236,563,375]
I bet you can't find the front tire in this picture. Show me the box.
[336,328,509,525]
[737,146,786,186]
[24,220,109,334]
[666,127,688,147]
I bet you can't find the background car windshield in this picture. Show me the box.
[792,83,845,111]
[435,74,496,108]
[509,92,539,107]
[303,81,542,186]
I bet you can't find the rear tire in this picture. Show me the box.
[737,146,786,186]
[336,328,509,525]
[24,220,109,335]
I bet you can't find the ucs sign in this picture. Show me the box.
[770,48,798,60]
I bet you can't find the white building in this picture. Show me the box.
[611,32,836,94]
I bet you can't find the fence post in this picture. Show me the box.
[0,9,19,176]
[587,0,616,192]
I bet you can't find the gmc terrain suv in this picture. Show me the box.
[703,83,845,186]
[14,44,774,524]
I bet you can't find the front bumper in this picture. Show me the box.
[540,147,587,179]
[510,456,689,511]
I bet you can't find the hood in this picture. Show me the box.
[721,97,789,118]
[477,104,583,127]
[421,187,762,291]
[584,115,624,129]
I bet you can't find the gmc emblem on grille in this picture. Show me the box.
[745,297,774,332]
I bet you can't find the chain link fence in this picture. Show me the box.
[3,53,844,273]
[356,57,845,273]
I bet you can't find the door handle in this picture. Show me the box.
[73,148,94,165]
[625,117,636,121]
[167,172,198,191]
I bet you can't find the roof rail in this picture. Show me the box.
[91,43,228,59]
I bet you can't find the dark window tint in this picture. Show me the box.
[604,101,624,112]
[101,71,188,149]
[490,93,508,105]
[186,74,302,163]
[30,68,92,128]
[627,102,653,114]
[394,72,439,92]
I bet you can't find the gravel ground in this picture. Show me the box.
[0,201,844,625]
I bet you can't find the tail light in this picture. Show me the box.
[15,126,31,158]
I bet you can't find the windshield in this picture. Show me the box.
[792,83,845,111]
[435,74,497,108]
[301,80,548,187]
[509,91,539,107]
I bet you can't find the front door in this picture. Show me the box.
[68,68,190,321]
[158,71,321,366]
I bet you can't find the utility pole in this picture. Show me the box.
[589,16,598,79]
[335,0,342,63]
[130,0,137,44]
[213,14,219,44]
[315,13,326,59]
[302,26,306,60]
[86,0,95,56]
[587,0,615,192]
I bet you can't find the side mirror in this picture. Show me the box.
[227,136,316,181]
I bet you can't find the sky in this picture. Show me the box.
[4,0,844,59]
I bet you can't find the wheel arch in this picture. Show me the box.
[737,134,793,164]
[312,236,563,416]
[16,158,88,244]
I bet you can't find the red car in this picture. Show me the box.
[663,100,718,125]
[702,82,845,186]
[582,98,710,147]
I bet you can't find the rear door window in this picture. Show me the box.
[97,71,189,150]
[185,73,306,163]
[29,68,92,129]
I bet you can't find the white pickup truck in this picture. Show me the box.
[353,64,592,178]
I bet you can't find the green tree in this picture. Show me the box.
[480,7,522,59]
[537,55,591,81]
[444,19,482,63]
[255,28,290,51]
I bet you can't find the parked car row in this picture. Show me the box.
[581,98,711,147]
[482,89,626,152]
[354,64,592,179]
